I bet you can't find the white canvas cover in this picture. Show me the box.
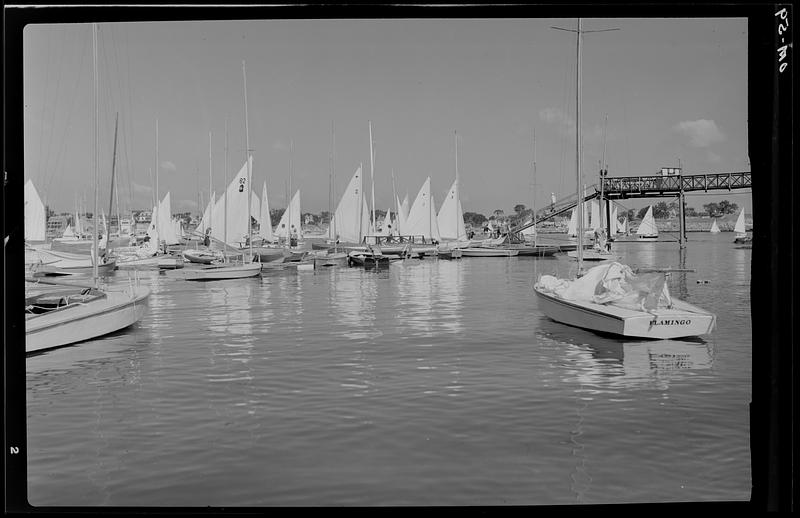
[437,178,467,241]
[24,179,47,241]
[538,262,671,311]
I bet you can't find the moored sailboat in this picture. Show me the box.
[635,206,659,241]
[533,18,715,340]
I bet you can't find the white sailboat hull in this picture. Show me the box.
[534,287,715,339]
[26,287,150,353]
[461,247,519,257]
[567,249,619,261]
[183,262,262,280]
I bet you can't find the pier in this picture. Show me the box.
[517,169,752,247]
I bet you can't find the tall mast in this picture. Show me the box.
[369,120,376,235]
[155,118,159,246]
[532,128,537,242]
[209,130,213,211]
[92,23,99,284]
[391,168,398,235]
[330,120,337,252]
[289,139,293,248]
[359,162,364,243]
[107,112,119,254]
[576,18,584,274]
[455,130,459,240]
[224,119,228,261]
[242,59,253,262]
[600,113,608,234]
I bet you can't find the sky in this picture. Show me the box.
[23,17,750,217]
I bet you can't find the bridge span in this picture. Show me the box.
[514,170,751,247]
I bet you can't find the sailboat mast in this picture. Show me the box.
[92,23,99,285]
[289,139,293,248]
[242,60,253,262]
[369,120,376,235]
[532,128,537,243]
[359,162,364,243]
[455,130,459,240]
[600,113,608,234]
[576,18,584,273]
[224,119,228,261]
[330,120,337,252]
[391,168,398,235]
[107,112,119,253]
[155,118,159,246]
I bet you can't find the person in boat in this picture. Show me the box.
[203,228,211,247]
[289,225,298,247]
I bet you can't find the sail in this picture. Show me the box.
[210,157,253,246]
[24,179,47,241]
[709,219,720,233]
[250,190,260,230]
[609,206,618,234]
[567,209,578,237]
[158,192,180,245]
[395,195,407,235]
[379,208,394,236]
[589,199,601,230]
[275,189,302,239]
[328,166,370,243]
[404,177,441,241]
[62,224,75,238]
[198,192,215,235]
[636,206,658,236]
[437,178,467,241]
[75,210,84,237]
[734,208,746,235]
[259,182,273,242]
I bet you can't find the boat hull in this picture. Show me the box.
[26,286,150,353]
[461,248,520,257]
[534,287,715,339]
[183,262,262,280]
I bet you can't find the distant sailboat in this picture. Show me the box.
[732,208,751,244]
[437,179,467,242]
[275,189,303,243]
[404,176,441,243]
[709,218,720,234]
[636,206,658,241]
[327,165,371,245]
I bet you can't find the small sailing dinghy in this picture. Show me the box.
[709,218,721,234]
[732,208,751,243]
[535,262,715,339]
[636,206,659,241]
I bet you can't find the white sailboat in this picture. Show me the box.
[437,179,467,242]
[327,165,371,245]
[733,208,750,243]
[259,181,273,243]
[275,189,303,242]
[26,24,150,353]
[404,177,441,243]
[709,218,720,234]
[186,62,261,280]
[533,18,714,340]
[636,206,659,241]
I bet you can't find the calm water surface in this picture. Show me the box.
[25,233,751,506]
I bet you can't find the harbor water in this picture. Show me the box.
[25,233,752,506]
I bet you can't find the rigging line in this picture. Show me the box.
[35,29,53,182]
[47,30,89,208]
[42,26,71,195]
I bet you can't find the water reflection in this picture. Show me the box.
[394,259,464,338]
[561,337,713,392]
